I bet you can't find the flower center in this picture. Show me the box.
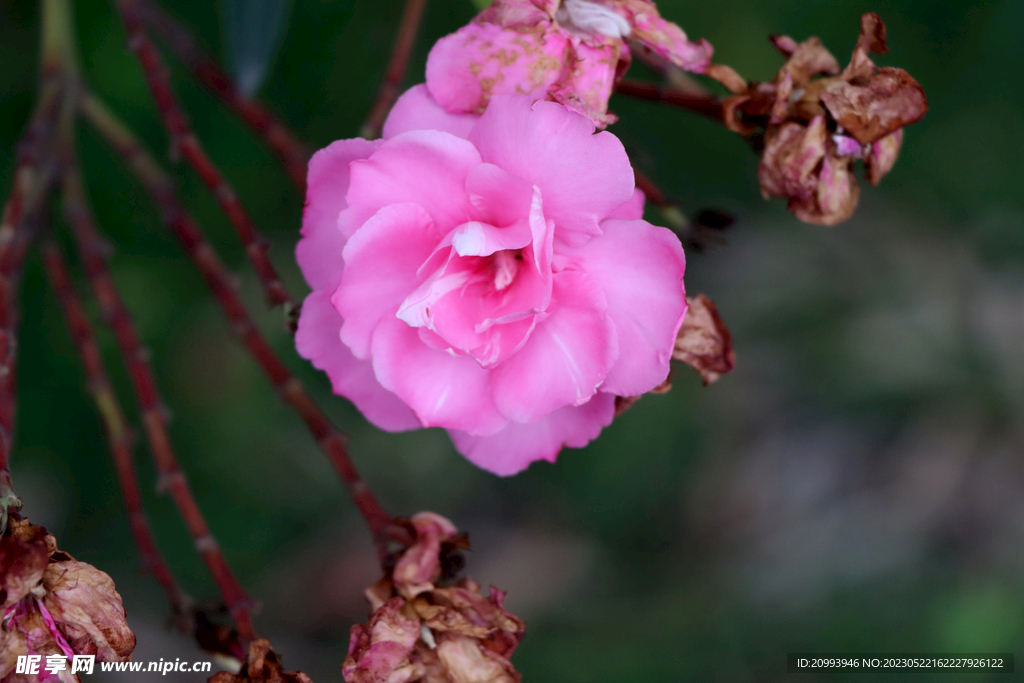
[492,250,523,291]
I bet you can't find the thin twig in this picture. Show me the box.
[0,0,80,531]
[81,94,401,563]
[361,0,428,139]
[135,0,311,192]
[632,165,686,231]
[59,165,257,643]
[615,79,724,121]
[115,0,297,313]
[41,238,190,620]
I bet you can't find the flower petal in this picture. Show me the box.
[341,130,481,239]
[334,203,441,359]
[469,95,634,245]
[611,0,713,73]
[296,291,420,431]
[563,218,686,395]
[425,21,569,115]
[605,187,646,220]
[371,315,509,435]
[382,84,480,140]
[490,268,616,422]
[298,138,382,290]
[465,162,534,228]
[448,392,615,475]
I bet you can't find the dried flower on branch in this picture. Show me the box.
[710,13,927,225]
[1,516,135,683]
[343,513,524,683]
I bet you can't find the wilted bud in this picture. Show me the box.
[427,0,712,128]
[209,640,313,683]
[672,294,735,385]
[710,13,926,224]
[342,513,524,683]
[1,515,135,683]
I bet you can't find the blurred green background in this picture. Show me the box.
[2,0,1023,681]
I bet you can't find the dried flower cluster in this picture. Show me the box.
[343,513,525,683]
[710,13,927,224]
[1,516,135,683]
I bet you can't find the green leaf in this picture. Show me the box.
[222,0,293,97]
[469,0,493,9]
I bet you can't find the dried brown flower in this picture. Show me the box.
[672,294,735,385]
[709,13,927,225]
[209,640,313,683]
[343,513,524,683]
[0,515,135,683]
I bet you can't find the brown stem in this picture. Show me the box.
[81,94,399,562]
[135,0,311,192]
[615,79,724,121]
[41,238,190,619]
[361,0,428,139]
[59,165,257,643]
[115,0,297,313]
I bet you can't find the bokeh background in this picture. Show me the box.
[2,0,1023,681]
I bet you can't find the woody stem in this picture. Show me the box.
[41,239,191,620]
[134,0,311,192]
[115,0,298,314]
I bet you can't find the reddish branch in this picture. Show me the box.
[115,0,297,313]
[361,0,429,139]
[0,92,65,524]
[615,79,724,121]
[41,238,190,618]
[60,166,257,642]
[135,0,311,192]
[81,94,400,561]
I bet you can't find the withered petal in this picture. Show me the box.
[673,294,736,385]
[792,154,861,226]
[777,36,841,85]
[435,634,520,683]
[0,522,49,609]
[864,128,904,185]
[41,560,135,661]
[211,640,314,683]
[758,116,828,201]
[820,67,927,144]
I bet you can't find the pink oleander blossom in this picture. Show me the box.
[295,85,687,475]
[425,0,713,128]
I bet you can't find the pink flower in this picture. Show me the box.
[425,0,712,127]
[295,86,687,475]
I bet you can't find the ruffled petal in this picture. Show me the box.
[469,96,634,245]
[341,130,482,239]
[298,138,382,290]
[448,392,615,475]
[611,0,713,73]
[295,291,420,431]
[425,21,569,115]
[382,84,480,140]
[334,203,440,359]
[561,218,686,395]
[490,268,617,422]
[371,315,509,435]
[465,163,535,228]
